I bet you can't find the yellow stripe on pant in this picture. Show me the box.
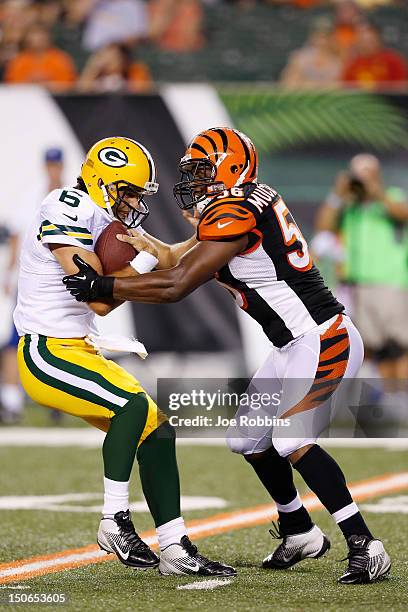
[17,335,166,444]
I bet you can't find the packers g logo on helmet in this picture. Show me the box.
[98,147,129,168]
[81,136,159,228]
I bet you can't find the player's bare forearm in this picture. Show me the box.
[167,235,198,267]
[141,232,197,269]
[63,237,247,304]
[112,238,247,303]
[90,264,138,314]
[111,264,138,278]
[89,266,137,313]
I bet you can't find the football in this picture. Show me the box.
[95,220,137,275]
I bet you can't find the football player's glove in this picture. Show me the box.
[63,254,114,302]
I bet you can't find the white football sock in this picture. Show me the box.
[0,384,24,414]
[156,517,187,551]
[275,492,302,513]
[102,477,129,518]
[332,501,359,524]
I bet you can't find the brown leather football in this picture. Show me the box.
[95,220,136,275]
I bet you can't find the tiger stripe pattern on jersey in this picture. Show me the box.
[282,315,350,418]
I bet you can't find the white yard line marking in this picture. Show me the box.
[0,428,407,449]
[177,578,234,591]
[0,494,227,513]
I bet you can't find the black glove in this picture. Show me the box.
[62,254,114,302]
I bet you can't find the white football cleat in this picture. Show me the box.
[159,535,236,577]
[338,535,391,584]
[97,509,159,569]
[263,523,331,569]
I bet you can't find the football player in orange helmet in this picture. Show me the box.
[174,127,258,212]
[64,126,390,584]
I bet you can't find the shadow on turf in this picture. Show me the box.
[232,558,331,575]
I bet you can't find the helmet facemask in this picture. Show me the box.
[173,159,225,210]
[103,180,149,228]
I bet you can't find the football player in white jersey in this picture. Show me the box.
[14,136,235,577]
[64,127,391,585]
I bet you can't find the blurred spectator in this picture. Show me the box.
[285,1,326,6]
[82,0,148,52]
[149,0,205,53]
[77,43,152,92]
[280,18,341,88]
[332,0,365,59]
[52,0,94,72]
[1,147,66,424]
[315,154,408,389]
[342,23,408,90]
[37,0,62,28]
[4,23,76,90]
[0,0,38,77]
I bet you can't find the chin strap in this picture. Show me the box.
[101,183,115,221]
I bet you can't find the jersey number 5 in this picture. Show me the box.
[273,199,312,271]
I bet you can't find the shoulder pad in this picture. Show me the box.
[38,188,95,248]
[42,188,94,222]
[198,194,256,241]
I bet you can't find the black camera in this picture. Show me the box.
[347,172,366,203]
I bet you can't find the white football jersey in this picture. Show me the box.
[14,186,112,338]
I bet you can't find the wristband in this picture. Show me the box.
[326,192,343,210]
[130,251,159,274]
[93,276,114,300]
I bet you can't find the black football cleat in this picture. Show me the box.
[97,509,159,569]
[338,535,391,584]
[263,522,331,570]
[159,535,236,577]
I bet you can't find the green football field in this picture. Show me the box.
[0,408,407,611]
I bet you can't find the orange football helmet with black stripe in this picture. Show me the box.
[174,127,258,210]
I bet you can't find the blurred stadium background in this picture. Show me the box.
[1,0,407,400]
[0,2,407,608]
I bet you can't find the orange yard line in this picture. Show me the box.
[0,471,407,584]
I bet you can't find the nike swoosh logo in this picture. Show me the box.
[179,561,200,572]
[110,540,130,561]
[217,221,234,229]
[64,213,78,222]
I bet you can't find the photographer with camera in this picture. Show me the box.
[315,154,408,392]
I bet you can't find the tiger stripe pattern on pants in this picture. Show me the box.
[227,314,364,458]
